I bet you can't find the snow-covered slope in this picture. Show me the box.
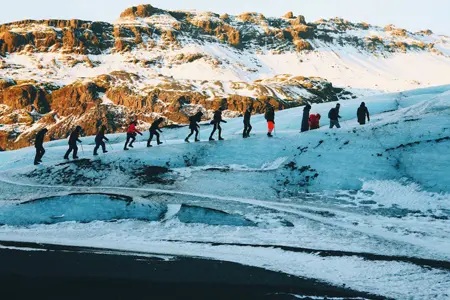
[0,85,449,299]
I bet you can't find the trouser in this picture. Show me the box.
[267,121,274,133]
[34,146,45,163]
[64,143,78,158]
[210,123,222,138]
[124,133,136,149]
[359,120,366,125]
[187,128,199,140]
[301,122,309,132]
[243,122,252,137]
[147,130,160,146]
[330,120,341,129]
[94,141,106,154]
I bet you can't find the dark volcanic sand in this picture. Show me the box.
[0,241,384,300]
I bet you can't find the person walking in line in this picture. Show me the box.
[34,128,48,165]
[147,118,165,147]
[64,126,82,160]
[301,104,312,132]
[309,113,321,130]
[209,108,227,141]
[328,103,342,129]
[93,125,109,156]
[124,120,142,150]
[243,106,253,138]
[265,104,275,137]
[185,112,203,143]
[357,102,370,125]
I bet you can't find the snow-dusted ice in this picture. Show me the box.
[0,85,450,299]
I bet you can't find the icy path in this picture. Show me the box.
[0,85,450,299]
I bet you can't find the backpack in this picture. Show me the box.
[328,109,333,119]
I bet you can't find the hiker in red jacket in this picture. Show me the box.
[309,114,321,130]
[124,120,143,150]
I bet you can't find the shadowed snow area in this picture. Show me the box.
[0,85,450,299]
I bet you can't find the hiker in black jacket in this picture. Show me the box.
[328,103,342,129]
[64,126,82,159]
[265,105,275,137]
[357,102,370,125]
[243,106,253,138]
[34,128,48,165]
[185,112,203,143]
[209,108,227,141]
[93,125,109,156]
[147,118,164,147]
[301,104,312,132]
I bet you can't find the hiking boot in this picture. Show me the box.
[93,153,98,156]
[195,139,200,142]
[103,150,108,153]
[209,137,215,141]
[185,138,190,143]
[147,145,152,148]
[157,142,163,145]
[34,162,40,165]
[267,133,273,137]
[129,145,134,148]
[73,156,79,159]
[219,137,224,141]
[124,148,129,151]
[64,156,69,160]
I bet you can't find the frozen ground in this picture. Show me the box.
[0,85,449,299]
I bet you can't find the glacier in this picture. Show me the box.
[0,85,449,299]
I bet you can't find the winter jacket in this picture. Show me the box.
[189,112,203,129]
[95,129,109,143]
[301,105,311,132]
[265,107,275,123]
[309,114,321,129]
[149,119,164,132]
[328,107,341,121]
[357,105,370,123]
[127,123,141,135]
[35,129,47,148]
[68,131,82,145]
[212,110,226,124]
[243,109,252,124]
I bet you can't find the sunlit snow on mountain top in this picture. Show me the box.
[0,84,449,299]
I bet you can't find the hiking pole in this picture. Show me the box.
[162,132,168,144]
[80,142,85,155]
[107,141,114,150]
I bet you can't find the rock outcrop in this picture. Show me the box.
[0,4,446,150]
[0,70,351,150]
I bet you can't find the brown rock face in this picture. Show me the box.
[283,12,295,19]
[119,4,161,19]
[0,20,113,55]
[2,84,50,113]
[51,81,100,116]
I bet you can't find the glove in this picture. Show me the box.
[140,133,143,136]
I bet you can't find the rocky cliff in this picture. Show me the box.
[0,4,449,150]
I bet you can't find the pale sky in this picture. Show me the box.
[1,0,449,35]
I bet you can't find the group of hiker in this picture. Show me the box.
[33,102,370,165]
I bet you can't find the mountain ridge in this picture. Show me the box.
[1,4,450,150]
